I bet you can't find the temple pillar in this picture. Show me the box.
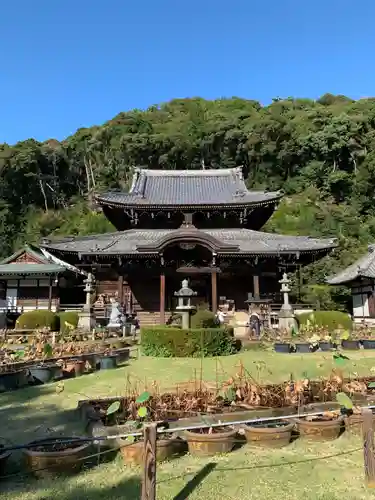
[48,277,53,311]
[118,275,124,305]
[211,269,218,312]
[253,274,260,300]
[160,270,165,325]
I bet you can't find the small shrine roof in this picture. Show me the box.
[0,245,85,277]
[42,228,336,257]
[95,167,282,208]
[327,244,375,285]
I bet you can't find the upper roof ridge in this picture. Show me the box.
[134,167,244,177]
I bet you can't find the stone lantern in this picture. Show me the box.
[278,272,298,332]
[78,273,96,331]
[174,279,197,329]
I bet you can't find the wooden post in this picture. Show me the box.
[48,277,53,311]
[160,272,165,325]
[118,275,124,306]
[211,269,218,312]
[253,275,260,300]
[36,279,39,310]
[362,408,375,487]
[141,423,157,500]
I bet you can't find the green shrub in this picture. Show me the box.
[190,309,217,328]
[141,326,237,357]
[59,311,79,334]
[16,310,60,331]
[297,310,352,331]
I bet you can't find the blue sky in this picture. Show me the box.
[1,0,374,144]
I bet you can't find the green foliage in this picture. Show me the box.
[5,96,375,310]
[141,326,237,357]
[58,311,79,334]
[297,310,352,331]
[190,309,217,328]
[336,392,353,409]
[106,401,121,416]
[16,310,60,331]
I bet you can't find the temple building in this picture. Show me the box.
[32,167,335,324]
[328,244,375,324]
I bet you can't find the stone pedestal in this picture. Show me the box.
[78,306,96,331]
[174,279,197,330]
[179,310,190,330]
[278,306,298,332]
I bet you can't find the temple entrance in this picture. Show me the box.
[163,243,216,311]
[166,273,212,310]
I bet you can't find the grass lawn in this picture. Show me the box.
[1,349,375,499]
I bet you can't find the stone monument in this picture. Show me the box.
[278,273,298,333]
[78,273,96,331]
[107,297,123,329]
[174,279,197,329]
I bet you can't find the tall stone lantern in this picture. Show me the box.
[278,273,298,333]
[174,279,197,329]
[78,273,96,331]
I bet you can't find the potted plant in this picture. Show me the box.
[358,325,375,349]
[319,333,335,351]
[109,393,182,465]
[27,343,62,384]
[274,329,292,353]
[95,349,119,370]
[184,415,237,457]
[23,436,91,478]
[0,348,27,392]
[243,418,294,448]
[63,358,86,377]
[341,330,360,350]
[295,392,348,441]
[345,383,375,433]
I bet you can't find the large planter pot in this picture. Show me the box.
[274,343,290,353]
[296,416,343,441]
[0,370,25,392]
[244,420,294,448]
[345,412,375,434]
[97,354,118,370]
[341,340,360,350]
[362,340,375,350]
[64,359,85,377]
[120,438,183,465]
[112,340,127,349]
[28,364,62,384]
[23,437,91,478]
[116,348,130,364]
[184,427,236,457]
[319,342,334,352]
[294,343,312,354]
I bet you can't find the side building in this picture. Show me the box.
[327,244,375,324]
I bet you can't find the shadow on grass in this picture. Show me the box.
[173,462,217,500]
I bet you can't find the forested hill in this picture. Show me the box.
[2,93,375,309]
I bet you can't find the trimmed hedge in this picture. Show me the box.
[297,310,352,331]
[59,311,79,334]
[141,326,237,357]
[16,310,60,331]
[190,309,217,328]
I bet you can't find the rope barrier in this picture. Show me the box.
[0,405,371,454]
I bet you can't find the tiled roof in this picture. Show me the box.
[95,167,282,207]
[0,263,65,276]
[327,244,375,285]
[42,228,336,256]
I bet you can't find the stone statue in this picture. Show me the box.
[107,297,122,328]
